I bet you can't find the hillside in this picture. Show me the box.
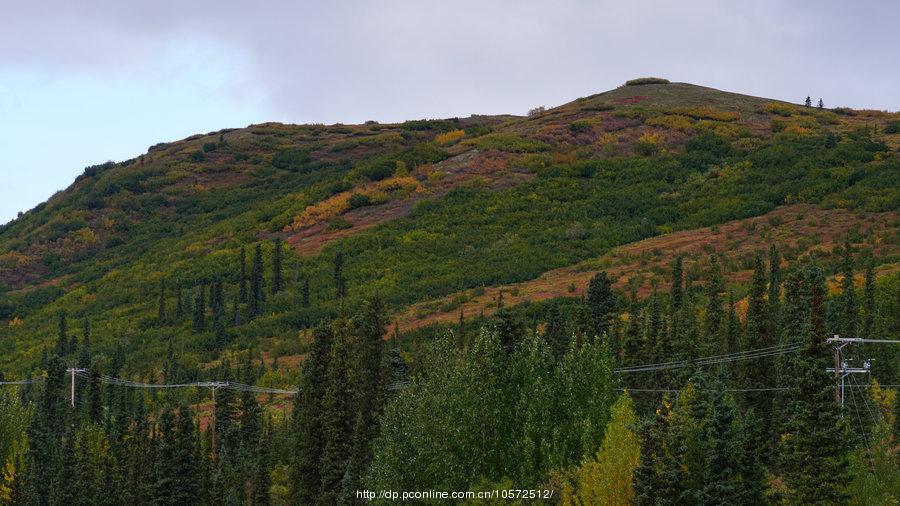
[1,79,899,377]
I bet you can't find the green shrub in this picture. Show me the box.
[569,120,594,134]
[348,193,372,209]
[625,77,670,86]
[271,149,311,172]
[883,121,900,134]
[188,151,205,162]
[202,142,219,153]
[464,133,549,153]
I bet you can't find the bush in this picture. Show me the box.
[625,77,669,86]
[202,142,219,153]
[634,133,661,155]
[528,106,546,116]
[883,121,900,134]
[463,133,549,153]
[435,129,465,145]
[348,193,372,209]
[764,102,797,117]
[400,119,458,132]
[188,151,205,163]
[271,149,311,172]
[568,120,594,134]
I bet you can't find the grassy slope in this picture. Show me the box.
[1,81,898,378]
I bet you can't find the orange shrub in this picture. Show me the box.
[435,129,465,145]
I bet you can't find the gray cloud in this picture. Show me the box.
[2,0,898,121]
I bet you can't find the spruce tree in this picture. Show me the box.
[724,290,738,355]
[671,256,684,310]
[175,285,184,319]
[347,298,388,493]
[192,287,206,333]
[704,255,724,352]
[768,244,781,339]
[741,254,771,420]
[239,246,248,304]
[839,241,858,338]
[49,429,77,506]
[55,310,69,357]
[249,244,264,319]
[271,237,283,294]
[157,279,166,324]
[333,251,346,299]
[862,260,875,340]
[543,304,569,361]
[586,271,616,341]
[290,325,333,504]
[780,265,852,504]
[318,320,354,503]
[301,277,310,308]
[805,96,812,107]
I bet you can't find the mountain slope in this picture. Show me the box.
[1,79,898,377]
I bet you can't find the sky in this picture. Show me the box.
[1,0,898,224]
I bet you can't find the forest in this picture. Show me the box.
[1,241,898,504]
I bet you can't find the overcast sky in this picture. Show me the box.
[1,0,898,224]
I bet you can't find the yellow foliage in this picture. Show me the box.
[764,102,798,117]
[735,296,749,322]
[98,215,115,230]
[0,252,31,269]
[667,107,739,122]
[563,393,641,505]
[8,317,23,327]
[0,460,16,504]
[290,176,423,229]
[435,129,465,145]
[646,115,695,131]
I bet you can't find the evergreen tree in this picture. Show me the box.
[768,244,781,340]
[272,237,283,294]
[301,277,310,308]
[333,251,346,299]
[543,304,569,361]
[55,310,69,357]
[724,290,738,355]
[252,430,272,506]
[211,281,226,344]
[239,246,248,304]
[741,254,771,421]
[495,307,525,354]
[701,380,765,505]
[704,255,724,351]
[318,321,354,503]
[671,256,684,310]
[157,279,166,324]
[862,260,875,340]
[290,326,333,504]
[48,429,77,506]
[586,271,616,342]
[175,285,184,319]
[249,244,265,319]
[805,95,812,107]
[817,98,824,109]
[839,241,858,338]
[347,298,388,493]
[192,287,206,333]
[779,264,852,504]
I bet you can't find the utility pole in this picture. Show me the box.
[825,335,899,407]
[67,367,87,408]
